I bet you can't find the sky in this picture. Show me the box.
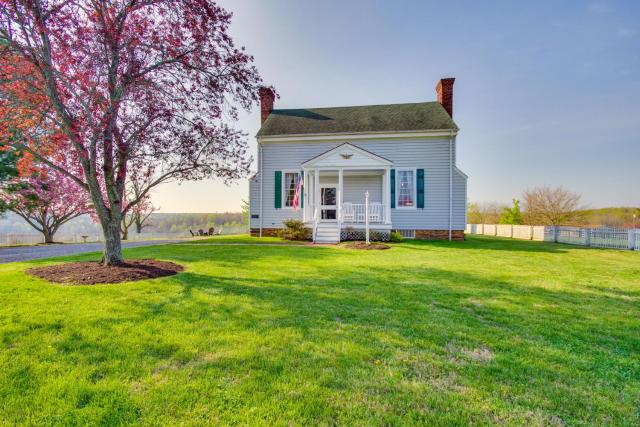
[152,0,640,213]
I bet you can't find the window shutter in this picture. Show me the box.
[300,170,304,208]
[274,171,282,209]
[390,169,396,209]
[417,168,425,209]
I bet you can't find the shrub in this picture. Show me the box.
[390,231,404,242]
[280,219,312,241]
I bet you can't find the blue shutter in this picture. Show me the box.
[417,169,425,209]
[274,171,282,209]
[390,169,395,209]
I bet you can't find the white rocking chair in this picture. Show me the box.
[368,202,382,223]
[342,203,355,222]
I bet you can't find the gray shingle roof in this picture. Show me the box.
[257,101,458,137]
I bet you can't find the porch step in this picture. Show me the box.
[314,223,340,244]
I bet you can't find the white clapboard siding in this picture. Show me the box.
[343,175,383,204]
[253,138,466,230]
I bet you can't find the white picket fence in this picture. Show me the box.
[466,224,546,241]
[466,224,640,251]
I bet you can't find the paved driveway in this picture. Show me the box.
[0,240,181,264]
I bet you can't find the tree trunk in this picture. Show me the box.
[43,228,55,244]
[102,218,124,266]
[135,214,142,234]
[121,227,129,240]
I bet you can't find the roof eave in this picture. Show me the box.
[256,128,459,141]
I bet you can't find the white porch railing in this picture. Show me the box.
[342,203,384,224]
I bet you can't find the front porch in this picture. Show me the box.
[300,144,393,242]
[302,168,392,228]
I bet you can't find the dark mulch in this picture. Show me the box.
[27,259,184,285]
[342,242,391,250]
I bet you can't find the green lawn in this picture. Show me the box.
[0,236,638,426]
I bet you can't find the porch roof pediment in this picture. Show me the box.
[301,143,392,168]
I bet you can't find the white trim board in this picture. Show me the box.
[302,143,392,168]
[258,129,458,143]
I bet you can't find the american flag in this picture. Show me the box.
[292,173,304,211]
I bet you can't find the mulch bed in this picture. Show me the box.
[27,259,184,285]
[342,242,391,250]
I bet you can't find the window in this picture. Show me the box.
[283,172,300,208]
[398,229,416,239]
[396,169,415,208]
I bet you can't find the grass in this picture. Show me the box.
[191,234,300,244]
[0,235,638,426]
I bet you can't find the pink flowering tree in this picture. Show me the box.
[1,169,91,243]
[0,1,268,264]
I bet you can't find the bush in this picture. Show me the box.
[390,231,404,242]
[280,219,312,241]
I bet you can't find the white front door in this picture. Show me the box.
[319,185,337,221]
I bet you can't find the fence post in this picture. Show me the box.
[583,228,591,247]
[509,225,514,238]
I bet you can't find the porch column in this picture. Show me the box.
[303,169,309,222]
[384,167,391,224]
[314,168,320,220]
[338,168,343,225]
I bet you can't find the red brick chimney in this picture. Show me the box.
[436,78,455,117]
[259,87,275,126]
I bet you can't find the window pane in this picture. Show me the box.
[284,173,298,207]
[321,187,336,205]
[397,171,414,207]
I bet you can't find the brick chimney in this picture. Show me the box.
[259,87,275,126]
[436,78,455,117]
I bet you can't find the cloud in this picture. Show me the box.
[616,27,638,38]
[587,2,612,15]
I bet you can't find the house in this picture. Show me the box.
[249,78,467,243]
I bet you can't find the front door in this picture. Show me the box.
[320,185,337,221]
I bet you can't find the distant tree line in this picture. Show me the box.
[0,211,247,238]
[143,213,246,234]
[469,185,639,228]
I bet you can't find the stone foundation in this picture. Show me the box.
[413,230,465,241]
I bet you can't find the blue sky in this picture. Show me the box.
[153,0,640,212]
